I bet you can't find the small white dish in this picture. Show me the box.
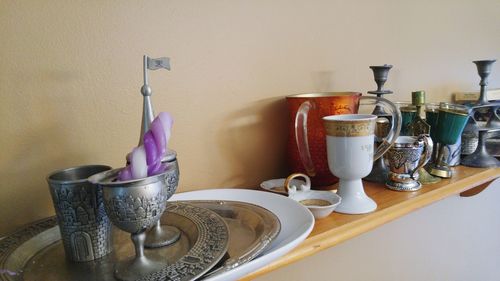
[285,173,342,219]
[260,178,306,195]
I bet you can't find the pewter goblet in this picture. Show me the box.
[144,153,181,248]
[89,165,178,281]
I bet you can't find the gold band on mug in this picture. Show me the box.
[324,119,375,137]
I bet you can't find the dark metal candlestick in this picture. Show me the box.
[473,60,496,106]
[473,60,500,128]
[368,65,393,116]
[364,64,393,183]
[461,129,500,167]
[462,59,499,163]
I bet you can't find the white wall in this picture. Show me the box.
[256,179,500,281]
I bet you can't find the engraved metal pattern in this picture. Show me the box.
[163,161,179,199]
[0,202,229,281]
[50,184,112,262]
[385,148,422,173]
[384,136,432,191]
[0,217,57,280]
[184,200,281,278]
[385,174,421,191]
[139,203,229,281]
[47,174,113,262]
[103,187,167,234]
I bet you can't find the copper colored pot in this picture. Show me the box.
[286,92,362,188]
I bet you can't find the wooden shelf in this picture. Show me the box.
[242,166,500,280]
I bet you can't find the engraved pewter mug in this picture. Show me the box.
[322,96,402,214]
[46,165,113,262]
[287,92,362,188]
[385,135,433,191]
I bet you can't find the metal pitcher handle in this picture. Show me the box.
[295,101,316,176]
[411,134,433,179]
[359,96,402,161]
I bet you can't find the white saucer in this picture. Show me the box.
[260,178,306,195]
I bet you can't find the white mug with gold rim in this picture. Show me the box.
[322,96,401,214]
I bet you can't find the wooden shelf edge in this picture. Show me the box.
[241,168,500,280]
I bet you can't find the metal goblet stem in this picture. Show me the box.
[430,145,453,178]
[113,230,165,281]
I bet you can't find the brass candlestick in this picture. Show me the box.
[407,91,440,184]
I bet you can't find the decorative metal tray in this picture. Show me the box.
[181,200,281,278]
[0,202,229,281]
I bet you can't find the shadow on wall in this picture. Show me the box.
[217,97,289,188]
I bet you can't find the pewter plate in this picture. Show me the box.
[177,201,281,278]
[0,202,229,281]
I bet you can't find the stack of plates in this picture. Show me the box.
[0,189,314,281]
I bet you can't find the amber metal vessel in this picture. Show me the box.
[286,92,361,188]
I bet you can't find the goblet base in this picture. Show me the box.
[144,224,181,248]
[461,153,500,168]
[430,165,452,178]
[114,256,164,281]
[335,179,377,214]
[418,167,441,184]
[385,177,421,192]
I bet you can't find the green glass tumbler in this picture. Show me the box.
[425,103,440,142]
[395,102,416,136]
[430,103,470,178]
[435,104,469,145]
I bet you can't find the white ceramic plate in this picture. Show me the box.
[171,189,315,281]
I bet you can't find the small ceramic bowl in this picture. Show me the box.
[285,173,341,219]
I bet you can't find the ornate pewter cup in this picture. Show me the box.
[89,163,178,281]
[46,165,113,262]
[385,135,433,191]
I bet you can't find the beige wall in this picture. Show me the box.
[1,0,499,235]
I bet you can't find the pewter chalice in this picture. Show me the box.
[89,163,179,281]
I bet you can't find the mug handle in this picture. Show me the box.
[359,96,402,161]
[410,134,433,179]
[295,101,316,176]
[284,173,312,195]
